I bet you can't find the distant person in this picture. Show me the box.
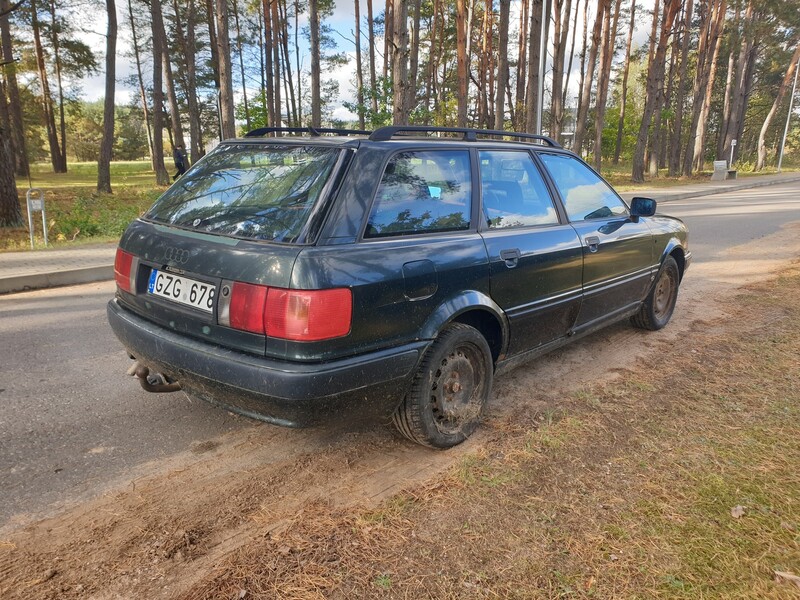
[173,145,188,180]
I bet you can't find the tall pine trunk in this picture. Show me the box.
[613,0,636,164]
[271,0,281,125]
[150,0,170,185]
[717,2,744,160]
[392,0,410,124]
[174,0,203,162]
[279,0,298,126]
[549,0,573,140]
[0,80,23,227]
[30,0,65,173]
[153,0,186,153]
[683,0,725,175]
[97,0,116,194]
[668,0,693,176]
[495,0,510,130]
[573,0,607,153]
[309,0,321,127]
[366,0,378,114]
[631,0,681,183]
[514,0,529,130]
[128,0,155,169]
[0,0,28,178]
[354,0,365,128]
[723,1,755,164]
[47,0,67,172]
[215,0,236,138]
[593,0,620,171]
[756,45,800,169]
[408,0,422,118]
[525,0,544,133]
[456,0,468,127]
[232,0,251,131]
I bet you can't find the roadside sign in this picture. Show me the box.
[26,188,47,248]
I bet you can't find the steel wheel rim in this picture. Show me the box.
[430,343,485,435]
[653,268,676,319]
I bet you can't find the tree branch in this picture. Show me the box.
[0,1,26,20]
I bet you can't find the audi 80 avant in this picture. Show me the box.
[108,126,690,448]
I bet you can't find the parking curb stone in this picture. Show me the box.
[0,265,115,295]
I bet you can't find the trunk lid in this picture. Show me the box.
[117,219,303,357]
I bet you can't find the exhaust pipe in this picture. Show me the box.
[127,361,182,393]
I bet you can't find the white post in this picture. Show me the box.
[26,188,46,249]
[778,57,800,174]
[729,139,737,168]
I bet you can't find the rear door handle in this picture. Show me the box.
[500,248,521,268]
[585,236,600,253]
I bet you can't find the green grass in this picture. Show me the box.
[185,267,800,599]
[26,160,174,189]
[3,161,170,251]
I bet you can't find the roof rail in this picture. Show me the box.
[244,126,372,138]
[369,125,561,148]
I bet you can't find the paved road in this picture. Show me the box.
[1,180,799,528]
[0,282,248,526]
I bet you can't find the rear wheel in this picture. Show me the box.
[393,323,493,448]
[631,255,680,331]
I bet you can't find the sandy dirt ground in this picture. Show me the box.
[2,222,799,600]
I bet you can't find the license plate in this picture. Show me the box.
[147,270,215,313]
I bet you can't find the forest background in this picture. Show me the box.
[0,0,798,230]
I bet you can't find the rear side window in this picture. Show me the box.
[479,150,558,228]
[540,153,628,221]
[365,150,472,238]
[145,144,340,243]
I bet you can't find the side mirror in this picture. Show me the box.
[630,197,657,219]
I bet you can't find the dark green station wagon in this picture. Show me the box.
[108,126,691,448]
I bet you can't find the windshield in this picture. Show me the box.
[145,144,341,243]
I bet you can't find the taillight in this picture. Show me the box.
[228,281,268,334]
[266,288,352,341]
[114,248,134,293]
[222,282,352,341]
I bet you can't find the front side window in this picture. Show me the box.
[365,150,472,238]
[540,153,628,222]
[479,150,559,228]
[146,144,340,243]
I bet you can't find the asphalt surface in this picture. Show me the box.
[0,282,248,526]
[1,179,799,528]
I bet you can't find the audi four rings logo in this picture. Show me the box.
[164,247,190,264]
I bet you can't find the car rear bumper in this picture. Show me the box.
[107,298,426,427]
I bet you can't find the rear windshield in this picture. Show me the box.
[145,144,341,243]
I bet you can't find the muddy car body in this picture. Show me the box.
[108,126,690,448]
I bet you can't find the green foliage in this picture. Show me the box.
[66,102,104,162]
[51,195,103,238]
[342,77,393,128]
[47,187,154,242]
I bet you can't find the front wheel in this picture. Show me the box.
[631,255,680,331]
[393,323,493,448]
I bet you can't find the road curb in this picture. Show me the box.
[619,174,800,203]
[0,265,115,295]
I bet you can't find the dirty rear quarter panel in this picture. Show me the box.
[286,232,491,362]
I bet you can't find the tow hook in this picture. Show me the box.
[126,361,182,393]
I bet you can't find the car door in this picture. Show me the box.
[478,149,583,356]
[538,152,655,332]
[307,148,491,356]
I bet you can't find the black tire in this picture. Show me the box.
[393,323,493,448]
[631,255,680,331]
